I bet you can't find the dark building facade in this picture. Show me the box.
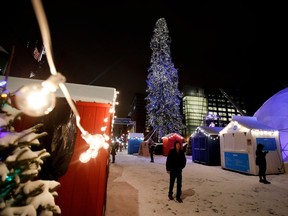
[128,93,147,134]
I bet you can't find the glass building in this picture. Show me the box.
[182,86,247,139]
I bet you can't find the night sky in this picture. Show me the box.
[1,1,286,117]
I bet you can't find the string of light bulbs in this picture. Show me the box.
[13,0,114,163]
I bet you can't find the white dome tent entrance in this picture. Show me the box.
[253,87,288,162]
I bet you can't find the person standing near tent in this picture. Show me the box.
[148,139,155,163]
[111,143,117,163]
[255,143,271,184]
[166,141,186,203]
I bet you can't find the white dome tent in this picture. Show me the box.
[253,87,288,162]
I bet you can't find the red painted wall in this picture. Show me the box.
[55,101,113,216]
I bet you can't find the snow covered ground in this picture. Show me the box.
[106,150,288,216]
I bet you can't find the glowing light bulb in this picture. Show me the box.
[14,73,65,117]
[103,142,109,149]
[15,83,56,117]
[101,126,106,132]
[79,151,91,163]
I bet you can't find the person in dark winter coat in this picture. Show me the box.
[256,143,270,184]
[111,143,117,163]
[148,139,155,163]
[166,141,187,203]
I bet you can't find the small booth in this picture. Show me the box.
[128,133,144,154]
[219,116,285,175]
[138,140,150,157]
[3,75,117,216]
[191,126,223,166]
[162,133,184,156]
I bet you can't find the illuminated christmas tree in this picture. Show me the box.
[0,88,61,215]
[146,18,185,140]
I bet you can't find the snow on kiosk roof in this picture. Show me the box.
[191,126,224,137]
[230,115,277,131]
[1,75,117,104]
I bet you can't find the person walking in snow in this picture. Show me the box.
[256,143,270,184]
[148,139,155,163]
[111,143,117,163]
[166,141,186,203]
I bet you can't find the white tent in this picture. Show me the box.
[253,87,288,162]
[219,116,284,175]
